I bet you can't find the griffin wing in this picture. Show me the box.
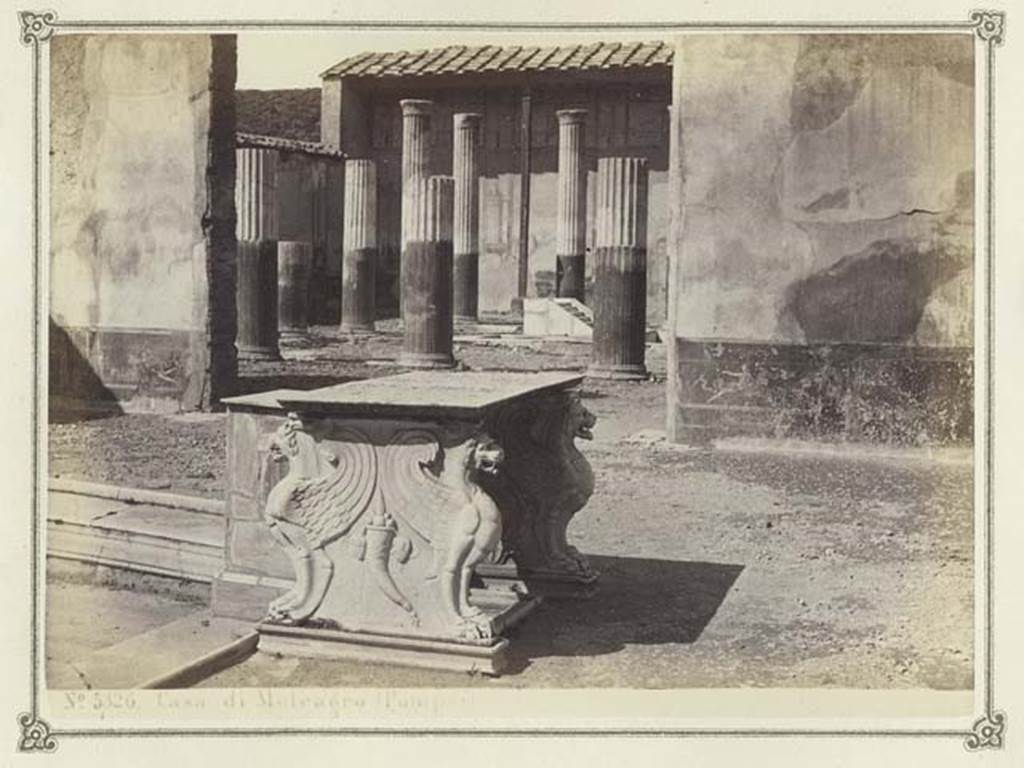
[284,429,377,549]
[380,429,463,545]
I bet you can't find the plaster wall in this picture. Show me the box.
[672,34,973,346]
[668,35,974,444]
[50,34,237,411]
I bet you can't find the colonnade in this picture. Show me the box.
[234,102,651,376]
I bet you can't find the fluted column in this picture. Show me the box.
[556,109,588,301]
[277,241,312,343]
[400,99,433,315]
[588,157,649,380]
[400,175,456,369]
[452,113,482,320]
[341,159,378,332]
[235,147,280,361]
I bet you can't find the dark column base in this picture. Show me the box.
[277,243,311,342]
[401,240,455,367]
[341,246,377,333]
[397,351,457,369]
[277,328,310,345]
[236,239,281,362]
[586,363,649,381]
[592,245,646,377]
[453,251,479,320]
[237,346,283,362]
[556,252,586,301]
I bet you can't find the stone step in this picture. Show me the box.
[523,297,593,339]
[56,611,257,689]
[552,297,594,326]
[47,490,225,583]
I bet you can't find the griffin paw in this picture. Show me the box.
[268,591,300,614]
[457,615,494,640]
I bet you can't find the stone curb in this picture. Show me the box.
[140,630,259,689]
[48,478,225,516]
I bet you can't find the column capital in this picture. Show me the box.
[453,112,483,129]
[400,98,434,117]
[556,109,588,125]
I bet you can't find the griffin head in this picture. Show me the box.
[267,413,303,463]
[567,395,597,441]
[266,413,333,476]
[469,434,505,476]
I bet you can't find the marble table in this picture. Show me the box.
[213,371,598,674]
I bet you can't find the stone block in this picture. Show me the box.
[227,492,259,522]
[226,519,292,579]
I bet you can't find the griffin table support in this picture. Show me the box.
[214,371,598,674]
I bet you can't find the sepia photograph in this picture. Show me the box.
[3,0,1022,762]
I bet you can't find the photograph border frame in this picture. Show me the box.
[13,6,1008,753]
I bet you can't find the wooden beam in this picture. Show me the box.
[517,87,532,302]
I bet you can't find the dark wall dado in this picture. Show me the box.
[49,319,202,414]
[671,339,972,446]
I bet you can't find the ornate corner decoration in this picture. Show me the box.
[970,9,1006,45]
[17,712,57,753]
[965,711,1006,750]
[17,10,57,46]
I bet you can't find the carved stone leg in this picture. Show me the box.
[460,543,493,619]
[281,550,333,624]
[439,540,471,625]
[264,521,311,617]
[480,390,599,598]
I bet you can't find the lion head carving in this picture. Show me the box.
[528,392,597,446]
[468,433,505,476]
[567,395,597,441]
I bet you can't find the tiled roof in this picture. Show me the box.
[236,132,345,160]
[322,40,672,79]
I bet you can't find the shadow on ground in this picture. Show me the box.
[504,554,743,671]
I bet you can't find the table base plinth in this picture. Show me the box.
[257,593,539,675]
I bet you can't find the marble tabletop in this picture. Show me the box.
[223,370,583,419]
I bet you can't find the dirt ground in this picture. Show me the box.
[47,329,972,689]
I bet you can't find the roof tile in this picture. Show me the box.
[323,39,671,79]
[483,45,523,71]
[605,41,641,68]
